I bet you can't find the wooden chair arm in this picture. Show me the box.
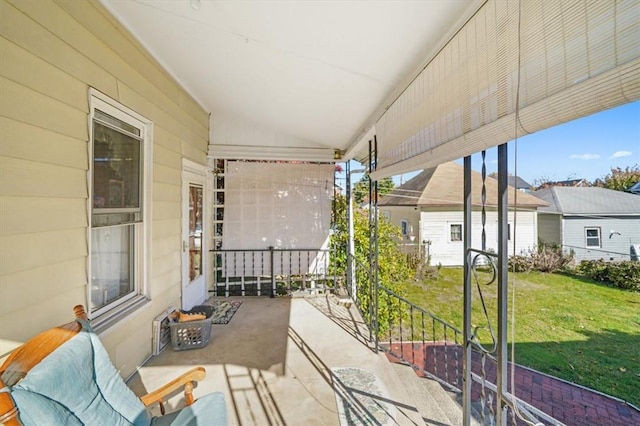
[139,366,206,413]
[0,305,89,425]
[0,377,20,426]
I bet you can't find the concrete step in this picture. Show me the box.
[389,362,455,425]
[389,362,485,426]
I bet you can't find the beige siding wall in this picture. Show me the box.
[0,0,209,377]
[379,206,421,243]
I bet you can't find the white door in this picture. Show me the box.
[181,161,208,310]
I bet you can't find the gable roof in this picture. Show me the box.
[534,187,640,215]
[378,162,547,208]
[536,178,590,190]
[507,176,532,189]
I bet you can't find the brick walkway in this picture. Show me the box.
[381,342,640,426]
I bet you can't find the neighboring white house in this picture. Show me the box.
[534,187,640,262]
[378,162,548,266]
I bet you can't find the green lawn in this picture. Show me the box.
[403,267,640,407]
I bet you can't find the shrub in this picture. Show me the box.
[577,260,640,291]
[508,255,532,272]
[509,244,573,273]
[330,195,411,334]
[531,245,573,272]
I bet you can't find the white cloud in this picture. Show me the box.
[570,153,600,160]
[610,150,632,158]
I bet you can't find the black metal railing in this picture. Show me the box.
[344,252,561,425]
[211,247,339,297]
[377,285,464,392]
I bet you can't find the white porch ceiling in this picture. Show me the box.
[99,0,481,162]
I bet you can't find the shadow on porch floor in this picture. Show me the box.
[127,295,458,425]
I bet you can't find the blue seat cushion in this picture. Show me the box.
[11,326,151,425]
[9,321,227,425]
[151,392,228,426]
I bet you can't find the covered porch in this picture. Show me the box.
[1,0,638,425]
[127,295,463,426]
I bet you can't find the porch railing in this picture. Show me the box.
[375,285,562,425]
[211,248,339,297]
[357,275,563,424]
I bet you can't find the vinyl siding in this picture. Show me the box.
[538,213,562,246]
[420,209,538,266]
[0,0,209,377]
[379,206,421,243]
[562,216,640,261]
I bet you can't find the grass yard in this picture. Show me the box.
[403,267,640,407]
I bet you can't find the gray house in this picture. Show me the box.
[534,187,640,261]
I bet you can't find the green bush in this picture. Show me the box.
[330,195,411,334]
[576,260,640,291]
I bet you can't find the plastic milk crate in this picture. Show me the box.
[169,305,215,351]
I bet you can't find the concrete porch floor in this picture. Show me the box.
[127,295,462,425]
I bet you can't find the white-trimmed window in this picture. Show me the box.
[450,223,462,242]
[89,91,152,322]
[585,227,601,248]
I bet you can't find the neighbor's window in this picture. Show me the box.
[90,93,150,318]
[450,224,462,242]
[585,227,601,248]
[401,220,409,236]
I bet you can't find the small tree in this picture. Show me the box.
[353,173,395,205]
[593,165,640,192]
[330,194,411,334]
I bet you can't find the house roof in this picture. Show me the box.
[533,187,640,215]
[536,179,589,190]
[378,162,547,209]
[507,176,532,190]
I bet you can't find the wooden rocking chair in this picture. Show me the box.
[0,305,227,425]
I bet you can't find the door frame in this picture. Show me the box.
[181,159,209,310]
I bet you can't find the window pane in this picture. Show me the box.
[95,109,141,137]
[93,120,141,210]
[189,185,203,281]
[451,224,462,241]
[586,228,600,247]
[91,225,135,311]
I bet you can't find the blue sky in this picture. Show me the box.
[392,100,640,187]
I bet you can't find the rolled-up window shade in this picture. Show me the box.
[371,0,640,180]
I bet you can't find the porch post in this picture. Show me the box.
[497,143,509,425]
[367,138,378,347]
[346,163,365,301]
[462,156,472,426]
[372,136,379,351]
[269,246,275,298]
[346,161,353,298]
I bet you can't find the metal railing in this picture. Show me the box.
[346,252,563,425]
[211,247,339,297]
